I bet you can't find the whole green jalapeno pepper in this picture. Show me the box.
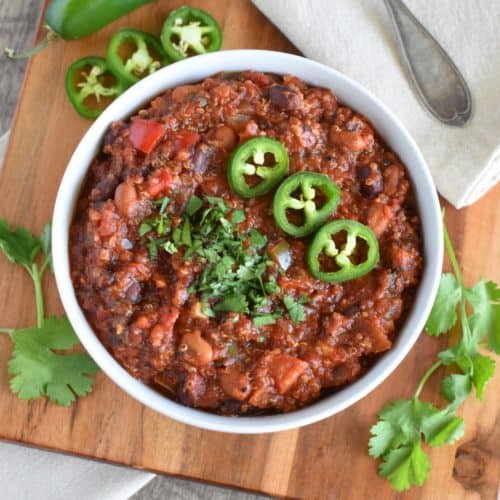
[6,0,156,59]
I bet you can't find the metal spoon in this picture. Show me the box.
[384,0,472,126]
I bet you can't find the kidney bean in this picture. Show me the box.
[213,125,238,151]
[268,354,309,394]
[383,164,403,196]
[269,85,301,111]
[181,330,213,365]
[366,203,392,237]
[329,126,367,152]
[114,182,137,218]
[219,366,250,401]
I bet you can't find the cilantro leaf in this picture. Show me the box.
[231,209,246,224]
[185,195,203,216]
[420,411,464,446]
[283,295,306,325]
[425,273,461,335]
[213,294,249,314]
[8,317,99,406]
[40,223,53,271]
[0,218,41,269]
[464,280,500,352]
[376,399,419,442]
[253,313,281,327]
[470,353,495,400]
[368,420,402,458]
[379,443,431,492]
[248,228,267,249]
[440,374,472,406]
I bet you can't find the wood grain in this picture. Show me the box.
[0,1,499,499]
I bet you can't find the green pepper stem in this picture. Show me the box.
[5,26,59,60]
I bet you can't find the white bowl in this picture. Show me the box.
[52,50,442,434]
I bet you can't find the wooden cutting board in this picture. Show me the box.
[0,1,499,498]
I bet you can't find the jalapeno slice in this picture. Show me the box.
[65,56,127,119]
[107,29,169,86]
[272,172,340,237]
[228,137,289,198]
[161,6,223,61]
[307,219,379,283]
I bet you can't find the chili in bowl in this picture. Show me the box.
[52,50,442,433]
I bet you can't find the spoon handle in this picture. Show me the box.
[384,0,472,126]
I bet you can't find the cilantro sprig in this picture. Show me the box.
[0,218,99,406]
[369,216,499,491]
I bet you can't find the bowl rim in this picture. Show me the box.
[52,49,443,434]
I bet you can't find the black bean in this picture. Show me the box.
[125,281,142,303]
[192,144,213,174]
[357,164,383,198]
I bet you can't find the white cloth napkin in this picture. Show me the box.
[0,132,155,500]
[252,0,500,208]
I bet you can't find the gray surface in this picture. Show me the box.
[0,0,40,135]
[131,477,268,500]
[0,2,267,499]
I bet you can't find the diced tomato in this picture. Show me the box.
[147,167,174,198]
[174,130,200,152]
[268,354,309,394]
[129,119,166,154]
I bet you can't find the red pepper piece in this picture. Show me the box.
[174,130,200,152]
[129,119,166,154]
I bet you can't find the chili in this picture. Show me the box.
[65,56,127,119]
[273,172,340,237]
[228,137,289,198]
[107,29,169,86]
[307,219,379,284]
[6,0,155,59]
[160,6,222,61]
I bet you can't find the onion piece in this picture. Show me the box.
[269,239,292,270]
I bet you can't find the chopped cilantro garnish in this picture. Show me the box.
[253,313,281,327]
[162,241,178,255]
[283,295,306,324]
[231,209,246,224]
[248,228,267,248]
[138,221,154,237]
[185,195,203,216]
[139,196,282,317]
[181,219,192,247]
[214,294,249,314]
